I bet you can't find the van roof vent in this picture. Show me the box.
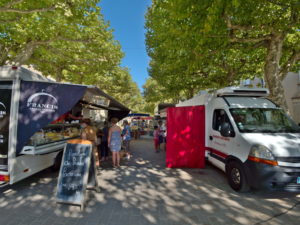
[216,87,269,97]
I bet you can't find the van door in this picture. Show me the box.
[207,108,235,171]
[0,81,12,172]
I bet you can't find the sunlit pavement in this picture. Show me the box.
[1,136,300,225]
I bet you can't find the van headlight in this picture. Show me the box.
[249,145,275,161]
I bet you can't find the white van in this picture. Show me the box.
[0,66,129,186]
[176,87,300,192]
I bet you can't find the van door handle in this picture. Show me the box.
[209,136,213,141]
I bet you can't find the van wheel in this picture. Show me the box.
[226,161,249,192]
[51,151,63,171]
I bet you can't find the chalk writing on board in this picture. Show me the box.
[56,143,92,206]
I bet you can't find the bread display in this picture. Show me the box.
[27,124,81,146]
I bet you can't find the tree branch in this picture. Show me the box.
[224,14,274,33]
[0,6,55,14]
[41,45,107,63]
[280,50,300,79]
[265,0,290,7]
[11,35,96,65]
[24,36,93,46]
[4,0,25,8]
[0,16,22,23]
[290,1,300,25]
[12,41,36,65]
[0,44,9,66]
[252,40,269,48]
[55,37,93,43]
[225,16,254,31]
[229,36,271,43]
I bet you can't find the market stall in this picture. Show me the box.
[17,80,130,156]
[0,66,130,184]
[124,113,154,138]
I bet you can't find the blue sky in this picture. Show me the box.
[99,0,152,91]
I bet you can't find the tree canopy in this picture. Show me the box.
[145,0,300,109]
[0,0,143,112]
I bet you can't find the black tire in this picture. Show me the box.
[226,161,250,192]
[51,151,63,171]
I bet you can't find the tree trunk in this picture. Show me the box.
[0,45,9,66]
[187,87,195,99]
[263,33,288,111]
[12,42,36,66]
[56,67,63,82]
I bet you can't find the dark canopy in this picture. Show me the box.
[83,86,130,120]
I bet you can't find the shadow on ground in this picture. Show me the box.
[1,137,300,225]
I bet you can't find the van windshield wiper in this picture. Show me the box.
[258,129,277,133]
[276,128,300,133]
[241,128,276,133]
[241,128,261,133]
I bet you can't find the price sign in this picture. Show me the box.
[56,139,97,209]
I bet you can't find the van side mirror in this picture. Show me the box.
[220,122,235,137]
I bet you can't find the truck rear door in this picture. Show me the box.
[166,106,206,168]
[0,81,12,179]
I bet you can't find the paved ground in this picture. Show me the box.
[1,136,300,225]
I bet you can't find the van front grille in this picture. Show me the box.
[276,157,300,163]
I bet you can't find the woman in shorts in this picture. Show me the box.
[108,117,122,167]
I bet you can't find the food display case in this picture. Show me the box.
[20,123,81,155]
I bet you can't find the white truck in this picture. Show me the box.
[176,87,300,192]
[0,66,129,186]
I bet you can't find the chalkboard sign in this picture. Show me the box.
[56,139,96,208]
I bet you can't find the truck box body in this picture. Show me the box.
[0,66,129,185]
[175,87,300,191]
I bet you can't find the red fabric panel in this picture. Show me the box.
[166,106,205,168]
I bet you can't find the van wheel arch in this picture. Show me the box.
[225,157,250,192]
[225,156,243,171]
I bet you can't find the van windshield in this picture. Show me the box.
[230,108,300,133]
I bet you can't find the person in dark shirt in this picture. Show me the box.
[100,121,109,161]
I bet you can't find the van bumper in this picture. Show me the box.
[244,160,300,191]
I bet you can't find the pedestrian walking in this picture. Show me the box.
[153,125,160,153]
[108,117,122,167]
[158,120,165,150]
[96,128,102,162]
[122,120,132,158]
[99,121,109,161]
